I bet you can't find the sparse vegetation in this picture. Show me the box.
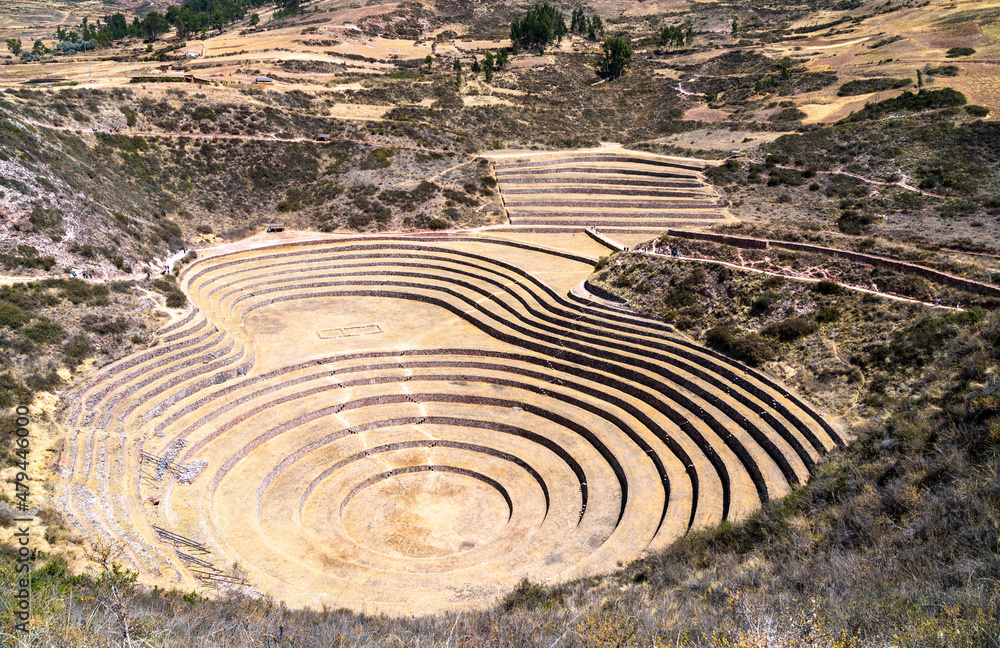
[945,46,975,57]
[837,77,912,96]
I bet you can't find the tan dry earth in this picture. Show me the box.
[60,151,841,613]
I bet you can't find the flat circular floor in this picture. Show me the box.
[340,469,510,559]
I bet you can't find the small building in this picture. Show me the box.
[316,134,330,142]
[185,51,200,58]
[265,223,285,233]
[255,76,273,84]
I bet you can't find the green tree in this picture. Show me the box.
[31,39,48,55]
[141,12,169,39]
[509,3,567,53]
[598,35,632,80]
[731,17,738,36]
[5,38,21,55]
[917,69,923,87]
[471,57,480,74]
[496,48,508,69]
[424,54,433,69]
[250,13,260,26]
[484,50,494,71]
[658,23,691,48]
[105,13,128,40]
[211,9,226,32]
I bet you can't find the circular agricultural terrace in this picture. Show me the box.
[59,152,842,614]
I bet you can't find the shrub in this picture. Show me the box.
[0,373,32,408]
[762,316,817,341]
[873,310,981,368]
[165,291,188,308]
[837,210,877,235]
[0,301,28,329]
[63,334,93,364]
[732,333,775,366]
[945,47,975,58]
[769,108,807,122]
[29,206,63,232]
[815,305,840,323]
[501,579,564,611]
[844,88,966,121]
[813,280,842,295]
[44,278,110,306]
[767,168,804,186]
[663,287,696,308]
[837,78,912,96]
[751,290,780,314]
[926,65,960,76]
[150,277,187,308]
[82,315,130,337]
[22,318,65,344]
[25,369,62,392]
[360,147,398,170]
[966,105,990,117]
[705,326,735,350]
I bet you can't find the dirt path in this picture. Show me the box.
[630,244,961,310]
[772,164,948,199]
[0,276,36,285]
[676,82,706,97]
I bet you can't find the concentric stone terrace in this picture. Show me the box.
[60,235,840,614]
[491,150,731,234]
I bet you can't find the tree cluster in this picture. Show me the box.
[53,0,269,49]
[57,12,169,44]
[598,36,632,80]
[466,49,507,82]
[166,0,268,38]
[570,9,603,41]
[658,23,693,48]
[509,3,567,54]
